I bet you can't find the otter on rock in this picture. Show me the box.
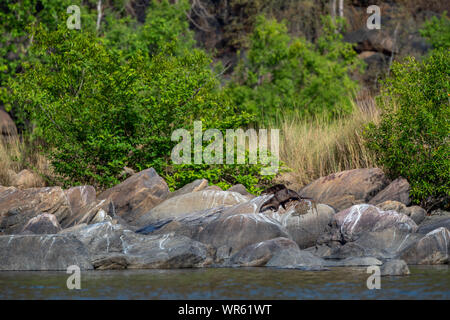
[259,184,317,214]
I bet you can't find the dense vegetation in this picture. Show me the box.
[1,1,449,206]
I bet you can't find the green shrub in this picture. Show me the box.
[365,49,450,209]
[9,24,271,191]
[420,12,450,51]
[227,15,363,122]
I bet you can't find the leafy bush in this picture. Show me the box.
[420,12,450,50]
[365,49,450,209]
[227,15,363,122]
[9,23,269,191]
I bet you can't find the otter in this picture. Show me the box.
[259,184,317,215]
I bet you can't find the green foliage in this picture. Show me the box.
[9,23,265,190]
[103,0,195,59]
[227,15,363,122]
[365,49,450,208]
[420,12,450,50]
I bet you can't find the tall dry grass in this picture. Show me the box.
[0,137,52,187]
[273,91,380,188]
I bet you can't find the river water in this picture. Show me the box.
[0,266,448,299]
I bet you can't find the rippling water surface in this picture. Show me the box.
[0,266,449,299]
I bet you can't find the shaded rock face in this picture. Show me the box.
[381,260,410,276]
[376,201,426,225]
[369,178,411,206]
[0,234,92,270]
[67,221,213,270]
[400,227,449,265]
[134,190,251,228]
[0,187,72,235]
[298,168,389,211]
[21,213,61,234]
[334,204,418,242]
[98,168,170,224]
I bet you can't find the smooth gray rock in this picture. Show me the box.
[229,237,299,267]
[417,217,450,235]
[21,213,62,234]
[266,246,326,270]
[400,227,449,265]
[67,221,213,269]
[0,234,92,270]
[265,202,335,248]
[334,204,418,242]
[381,259,410,276]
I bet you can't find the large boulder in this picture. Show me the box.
[323,228,422,260]
[265,246,326,270]
[323,257,382,267]
[196,212,290,260]
[334,204,418,242]
[227,184,255,198]
[229,237,299,267]
[0,234,92,270]
[67,221,213,269]
[0,186,72,235]
[63,186,115,228]
[400,227,449,265]
[21,213,62,234]
[265,201,336,248]
[134,190,250,227]
[97,168,170,224]
[369,178,411,206]
[298,168,389,211]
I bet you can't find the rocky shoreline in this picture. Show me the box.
[0,168,448,275]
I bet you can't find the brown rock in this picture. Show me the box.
[227,184,255,198]
[98,168,170,224]
[369,178,411,206]
[299,168,389,211]
[376,200,426,225]
[166,178,208,199]
[0,187,72,234]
